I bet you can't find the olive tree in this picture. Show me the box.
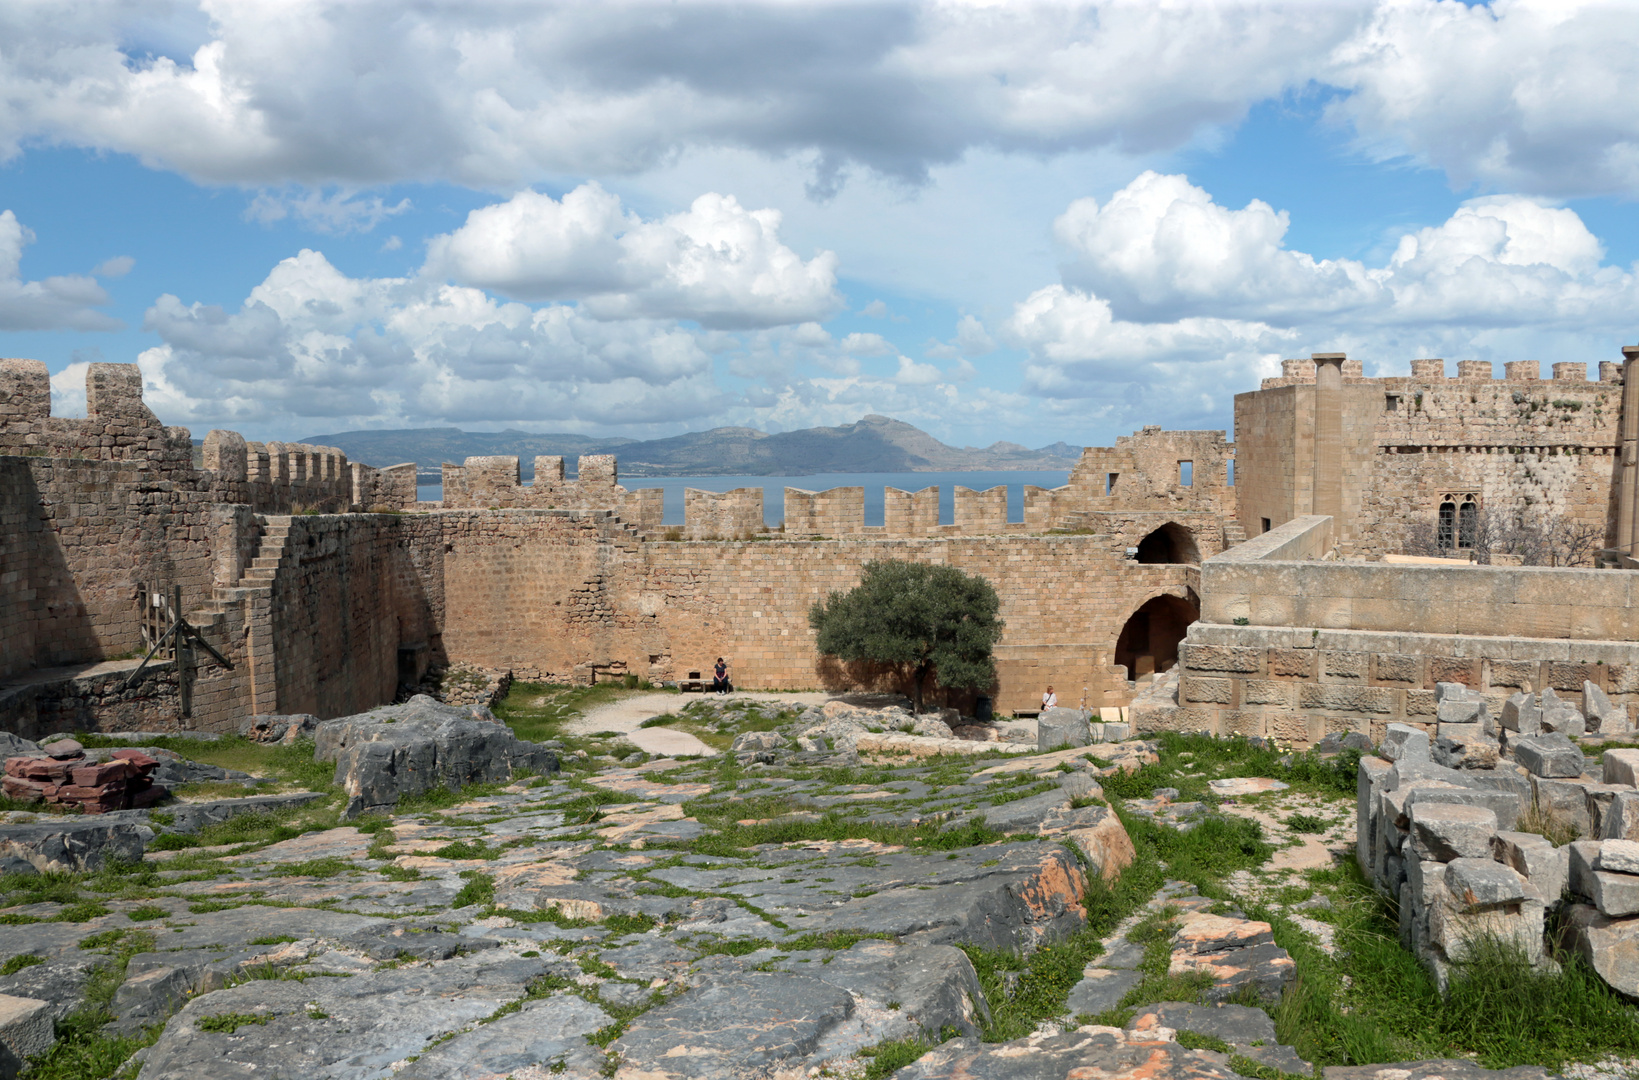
[807,559,1004,714]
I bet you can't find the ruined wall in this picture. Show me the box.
[439,454,664,528]
[1058,428,1237,524]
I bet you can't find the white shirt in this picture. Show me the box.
[1041,691,1058,709]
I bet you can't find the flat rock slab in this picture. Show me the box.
[1207,778,1288,798]
[1065,968,1141,1016]
[583,773,713,803]
[891,1028,1246,1080]
[1323,1063,1553,1080]
[140,951,562,1080]
[165,793,327,834]
[611,971,855,1079]
[0,818,148,872]
[221,827,374,864]
[626,728,718,758]
[1129,1002,1276,1046]
[396,993,611,1079]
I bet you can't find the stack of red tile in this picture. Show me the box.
[2,744,165,813]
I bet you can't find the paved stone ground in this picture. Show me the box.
[0,704,1556,1080]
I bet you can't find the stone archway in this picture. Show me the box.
[1134,522,1200,565]
[1114,593,1200,681]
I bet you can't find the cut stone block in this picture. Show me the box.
[1586,784,1630,838]
[1493,831,1568,906]
[1597,839,1639,875]
[1500,692,1541,736]
[1380,723,1430,765]
[1604,791,1639,842]
[1437,699,1488,726]
[1588,871,1639,918]
[1424,869,1544,964]
[1436,682,1479,703]
[1432,727,1500,771]
[1403,784,1521,831]
[1510,733,1585,778]
[1539,688,1587,738]
[1604,748,1639,788]
[1037,708,1091,751]
[1445,858,1528,909]
[1569,840,1603,898]
[0,994,53,1079]
[1409,802,1498,862]
[1532,777,1593,838]
[1564,903,1639,996]
[1586,682,1633,735]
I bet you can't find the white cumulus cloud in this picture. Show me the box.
[0,210,121,332]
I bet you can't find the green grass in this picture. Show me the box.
[0,953,44,976]
[24,1010,158,1080]
[125,905,169,922]
[197,1012,271,1033]
[71,733,338,791]
[491,682,652,745]
[857,1036,935,1080]
[1282,813,1329,834]
[451,870,495,909]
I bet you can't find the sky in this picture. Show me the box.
[3,1,1639,451]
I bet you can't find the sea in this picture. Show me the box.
[416,469,1074,527]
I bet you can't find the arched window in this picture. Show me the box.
[1438,501,1456,551]
[1458,499,1478,550]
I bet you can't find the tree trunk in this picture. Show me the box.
[913,661,930,714]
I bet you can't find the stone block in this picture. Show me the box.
[1241,680,1291,707]
[1405,784,1522,831]
[1564,903,1639,996]
[1374,654,1420,684]
[1436,698,1488,726]
[1324,651,1368,680]
[1587,870,1639,918]
[1604,792,1639,842]
[1181,645,1262,674]
[1267,650,1314,678]
[1409,802,1498,862]
[1587,681,1633,735]
[1298,683,1395,714]
[1604,748,1639,788]
[1569,840,1603,898]
[1585,783,1628,838]
[1181,676,1232,705]
[1357,755,1391,874]
[1539,688,1586,737]
[1424,870,1544,965]
[1510,733,1585,778]
[1493,830,1567,904]
[1380,723,1430,765]
[1037,709,1091,751]
[1405,690,1437,717]
[1445,858,1527,909]
[1597,839,1639,875]
[1500,692,1540,735]
[0,994,52,1079]
[1533,777,1593,838]
[1432,727,1500,771]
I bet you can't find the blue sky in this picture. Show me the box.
[2,1,1638,450]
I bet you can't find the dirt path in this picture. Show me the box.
[567,689,834,757]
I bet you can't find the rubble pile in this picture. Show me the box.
[1360,680,1639,993]
[1,738,166,814]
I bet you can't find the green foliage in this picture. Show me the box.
[25,1010,157,1080]
[125,905,170,922]
[0,953,43,976]
[197,1012,271,1033]
[857,1036,935,1079]
[808,559,1004,711]
[1283,813,1329,834]
[451,870,495,909]
[431,838,504,860]
[1174,1030,1231,1053]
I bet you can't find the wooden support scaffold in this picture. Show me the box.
[120,584,234,720]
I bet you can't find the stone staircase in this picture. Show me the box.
[236,515,294,590]
[1221,520,1246,549]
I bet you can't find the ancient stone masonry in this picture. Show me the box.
[1238,353,1621,555]
[439,452,664,528]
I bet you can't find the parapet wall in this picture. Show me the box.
[439,454,663,527]
[1150,515,1639,746]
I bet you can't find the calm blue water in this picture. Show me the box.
[417,469,1073,526]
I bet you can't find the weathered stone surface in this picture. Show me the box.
[1324,1062,1552,1080]
[1432,727,1500,771]
[1444,858,1526,908]
[892,1028,1245,1080]
[1603,791,1639,842]
[0,994,53,1080]
[1206,777,1288,797]
[0,818,148,872]
[1586,681,1632,735]
[1531,777,1594,838]
[1057,771,1105,801]
[1038,709,1092,751]
[1379,723,1430,764]
[1065,968,1141,1016]
[1436,698,1487,726]
[140,951,560,1080]
[1500,693,1540,736]
[1605,748,1639,788]
[1403,784,1520,832]
[0,957,94,1023]
[1508,733,1584,779]
[1037,804,1135,883]
[1538,688,1586,737]
[1492,831,1567,905]
[1409,803,1498,862]
[1130,1001,1276,1048]
[165,792,327,834]
[396,993,611,1079]
[1598,839,1639,875]
[729,731,788,753]
[316,696,559,817]
[1564,903,1639,996]
[970,789,1070,833]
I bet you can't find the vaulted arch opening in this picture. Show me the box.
[1134,522,1200,565]
[1115,593,1199,682]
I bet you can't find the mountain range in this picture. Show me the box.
[300,415,1083,478]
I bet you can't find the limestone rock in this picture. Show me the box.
[1564,903,1639,997]
[893,1026,1247,1080]
[396,993,611,1079]
[1500,693,1541,736]
[1508,732,1584,779]
[1538,688,1586,738]
[1586,681,1632,735]
[1603,791,1639,842]
[1432,726,1500,770]
[1492,831,1568,906]
[1037,804,1135,883]
[0,818,149,873]
[1066,968,1141,1016]
[0,994,53,1080]
[1380,723,1431,764]
[1324,1062,1552,1080]
[1038,708,1092,751]
[316,695,559,818]
[728,731,788,753]
[1604,748,1639,788]
[1597,839,1639,875]
[1444,858,1526,909]
[1409,803,1498,862]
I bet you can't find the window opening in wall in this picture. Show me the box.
[1227,460,1235,486]
[1438,500,1456,550]
[1261,517,1271,534]
[1386,393,1401,412]
[1178,461,1193,486]
[1105,472,1118,495]
[1458,497,1478,549]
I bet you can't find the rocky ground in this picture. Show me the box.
[0,693,1589,1080]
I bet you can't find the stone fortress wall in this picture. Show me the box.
[9,343,1639,746]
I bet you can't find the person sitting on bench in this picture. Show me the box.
[712,657,731,695]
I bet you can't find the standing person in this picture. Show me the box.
[1041,685,1057,711]
[712,657,730,695]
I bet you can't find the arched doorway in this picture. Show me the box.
[1115,593,1200,681]
[1134,522,1200,564]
